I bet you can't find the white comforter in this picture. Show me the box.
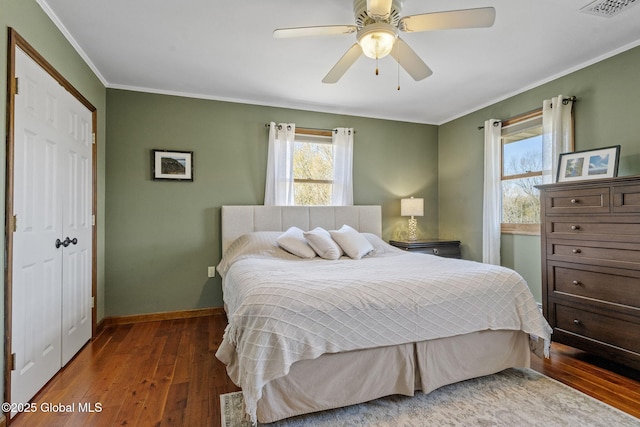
[215,232,552,423]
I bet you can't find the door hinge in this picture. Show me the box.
[92,214,96,227]
[9,353,16,371]
[11,215,17,232]
[13,77,19,95]
[92,133,96,144]
[91,297,95,309]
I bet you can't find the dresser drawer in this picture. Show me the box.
[549,263,640,309]
[548,240,640,270]
[554,304,640,355]
[410,245,461,258]
[544,187,610,214]
[613,183,640,213]
[546,219,640,243]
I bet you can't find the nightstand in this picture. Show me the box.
[389,239,461,259]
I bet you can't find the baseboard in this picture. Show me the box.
[102,307,225,327]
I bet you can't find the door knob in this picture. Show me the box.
[55,238,71,248]
[56,237,78,248]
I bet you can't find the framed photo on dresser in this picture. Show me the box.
[556,145,620,182]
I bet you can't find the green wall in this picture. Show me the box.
[105,89,439,316]
[1,0,107,403]
[439,45,640,302]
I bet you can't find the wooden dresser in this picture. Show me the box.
[537,175,640,370]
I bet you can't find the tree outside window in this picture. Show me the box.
[293,131,333,206]
[501,110,543,235]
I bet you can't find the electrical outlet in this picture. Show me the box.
[207,266,216,278]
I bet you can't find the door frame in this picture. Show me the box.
[4,28,98,413]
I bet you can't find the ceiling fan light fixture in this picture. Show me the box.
[276,3,492,83]
[357,23,398,59]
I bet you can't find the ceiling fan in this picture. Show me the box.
[273,0,496,84]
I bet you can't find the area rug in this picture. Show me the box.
[220,368,640,427]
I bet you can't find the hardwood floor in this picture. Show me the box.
[10,315,240,427]
[9,315,640,426]
[530,341,640,419]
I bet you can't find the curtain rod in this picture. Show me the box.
[264,123,356,134]
[477,96,577,130]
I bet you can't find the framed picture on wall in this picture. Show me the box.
[152,149,194,181]
[556,145,620,183]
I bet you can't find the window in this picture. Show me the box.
[293,129,333,206]
[265,123,353,206]
[501,110,543,235]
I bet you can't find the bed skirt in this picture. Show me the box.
[256,330,530,423]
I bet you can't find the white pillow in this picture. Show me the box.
[330,224,375,260]
[277,227,316,259]
[304,227,342,260]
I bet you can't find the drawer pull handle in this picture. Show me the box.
[573,319,581,326]
[570,199,578,204]
[572,248,582,254]
[433,248,439,255]
[572,280,582,286]
[570,225,580,230]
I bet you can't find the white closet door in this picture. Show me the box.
[11,47,92,412]
[11,47,64,411]
[60,88,93,366]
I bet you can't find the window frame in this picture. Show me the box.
[292,128,334,205]
[500,109,543,236]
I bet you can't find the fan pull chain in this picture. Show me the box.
[375,57,379,76]
[396,42,401,90]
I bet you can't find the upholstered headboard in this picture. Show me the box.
[221,205,382,255]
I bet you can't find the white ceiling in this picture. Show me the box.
[39,0,640,125]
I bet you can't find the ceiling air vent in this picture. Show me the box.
[580,0,639,17]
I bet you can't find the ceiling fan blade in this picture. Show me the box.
[273,25,357,39]
[389,38,433,81]
[366,0,393,19]
[322,43,363,84]
[399,7,496,33]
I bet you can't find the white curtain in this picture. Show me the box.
[332,128,354,205]
[264,122,296,205]
[482,119,502,265]
[542,95,574,183]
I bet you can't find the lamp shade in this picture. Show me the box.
[401,197,424,217]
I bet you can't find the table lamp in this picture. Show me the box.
[401,197,424,241]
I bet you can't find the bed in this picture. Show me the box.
[215,205,552,424]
